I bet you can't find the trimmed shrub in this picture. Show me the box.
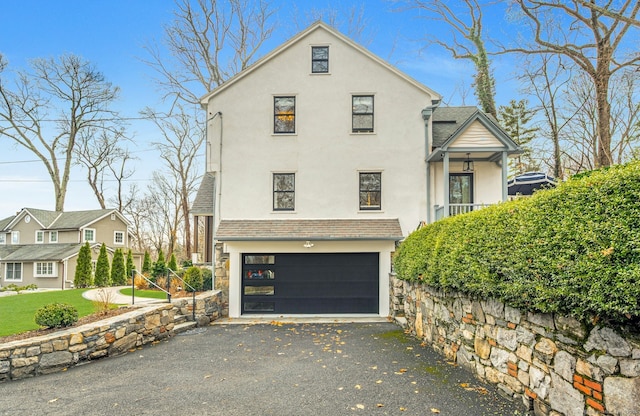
[202,267,213,291]
[142,251,152,274]
[94,243,110,287]
[152,251,166,279]
[394,161,640,326]
[126,249,135,282]
[183,266,203,292]
[168,253,178,272]
[111,248,126,286]
[34,303,78,328]
[74,242,93,288]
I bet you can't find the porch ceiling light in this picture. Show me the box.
[303,241,314,248]
[463,153,474,172]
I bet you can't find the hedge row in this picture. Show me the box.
[394,162,640,326]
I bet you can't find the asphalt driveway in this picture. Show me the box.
[0,322,525,415]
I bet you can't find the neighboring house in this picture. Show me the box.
[0,208,140,289]
[192,22,521,318]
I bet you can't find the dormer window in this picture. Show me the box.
[311,46,329,73]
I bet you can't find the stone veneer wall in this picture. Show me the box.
[390,275,640,416]
[1,291,223,382]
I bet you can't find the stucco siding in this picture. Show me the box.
[206,26,432,237]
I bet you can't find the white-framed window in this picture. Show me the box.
[114,231,125,245]
[11,231,19,244]
[34,262,57,278]
[83,228,96,243]
[50,230,58,243]
[35,230,44,244]
[5,263,22,281]
[0,233,5,244]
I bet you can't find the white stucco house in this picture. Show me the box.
[192,22,521,318]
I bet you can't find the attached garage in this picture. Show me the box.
[242,253,379,314]
[216,219,403,318]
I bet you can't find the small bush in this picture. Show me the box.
[183,267,203,292]
[202,268,213,291]
[34,303,78,328]
[134,274,150,290]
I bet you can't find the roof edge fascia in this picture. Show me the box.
[440,111,521,152]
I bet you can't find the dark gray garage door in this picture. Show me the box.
[242,253,379,314]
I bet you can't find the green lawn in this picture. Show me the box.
[0,290,96,337]
[119,287,169,300]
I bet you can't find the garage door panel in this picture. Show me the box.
[242,253,379,314]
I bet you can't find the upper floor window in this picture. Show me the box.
[352,95,374,133]
[5,263,22,281]
[50,231,58,243]
[0,233,5,244]
[311,46,329,73]
[359,172,381,210]
[11,231,19,244]
[273,173,295,211]
[35,230,44,244]
[83,228,96,243]
[114,231,125,245]
[274,96,295,134]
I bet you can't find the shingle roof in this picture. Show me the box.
[50,209,116,229]
[431,106,480,148]
[191,172,216,215]
[0,215,14,231]
[0,243,82,262]
[216,219,403,241]
[24,208,62,227]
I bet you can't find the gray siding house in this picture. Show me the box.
[0,208,140,289]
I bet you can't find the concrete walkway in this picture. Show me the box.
[81,286,166,305]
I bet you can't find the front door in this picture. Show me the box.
[449,173,473,215]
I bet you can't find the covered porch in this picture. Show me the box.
[425,107,522,223]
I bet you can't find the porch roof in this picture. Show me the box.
[216,219,403,241]
[191,172,216,216]
[0,243,82,262]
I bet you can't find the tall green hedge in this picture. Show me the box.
[394,162,640,325]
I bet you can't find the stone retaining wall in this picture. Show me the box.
[0,290,223,382]
[391,275,640,416]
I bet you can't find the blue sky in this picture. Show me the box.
[0,0,515,218]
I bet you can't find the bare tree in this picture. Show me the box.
[291,3,376,46]
[141,0,276,259]
[519,54,576,178]
[0,55,122,211]
[143,106,205,258]
[504,0,640,168]
[397,0,497,117]
[74,129,133,209]
[146,170,183,255]
[143,0,276,106]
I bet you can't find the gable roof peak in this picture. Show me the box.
[200,20,441,104]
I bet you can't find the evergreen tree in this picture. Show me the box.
[142,250,152,274]
[110,248,126,286]
[152,250,166,279]
[126,249,135,281]
[94,243,111,287]
[168,253,178,272]
[498,99,539,175]
[74,242,93,288]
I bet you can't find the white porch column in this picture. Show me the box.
[443,152,450,217]
[501,151,508,201]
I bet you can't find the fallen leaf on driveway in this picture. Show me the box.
[376,403,384,407]
[356,404,365,409]
[430,408,440,413]
[355,384,362,390]
[48,398,59,403]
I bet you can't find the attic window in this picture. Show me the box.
[311,46,329,73]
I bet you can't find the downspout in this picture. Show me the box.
[422,100,440,224]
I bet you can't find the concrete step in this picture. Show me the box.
[173,321,197,335]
